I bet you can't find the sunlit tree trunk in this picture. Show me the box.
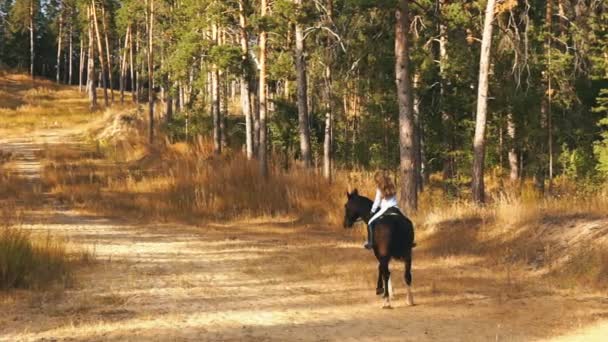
[258,0,269,176]
[212,24,221,154]
[471,0,496,204]
[507,113,518,182]
[130,27,136,103]
[293,0,312,168]
[68,8,73,85]
[323,0,334,180]
[413,72,423,192]
[91,0,108,107]
[120,26,130,104]
[395,0,417,212]
[239,0,254,159]
[101,5,114,103]
[29,0,35,79]
[87,5,97,109]
[439,0,454,185]
[56,8,63,83]
[147,0,155,144]
[79,35,85,92]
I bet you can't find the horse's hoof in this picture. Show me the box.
[376,288,384,296]
[382,304,393,309]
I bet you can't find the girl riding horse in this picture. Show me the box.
[365,171,400,249]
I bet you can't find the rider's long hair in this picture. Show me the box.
[374,171,396,199]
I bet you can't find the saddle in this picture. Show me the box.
[380,207,406,220]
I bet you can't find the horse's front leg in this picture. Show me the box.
[380,256,391,309]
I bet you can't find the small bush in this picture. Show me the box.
[0,227,73,290]
[0,202,89,290]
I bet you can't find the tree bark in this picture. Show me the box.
[56,8,63,83]
[147,0,155,144]
[87,5,97,110]
[471,0,496,204]
[79,34,84,92]
[29,0,35,79]
[258,0,269,176]
[439,0,454,184]
[239,0,254,159]
[546,0,554,190]
[91,0,108,107]
[120,25,130,104]
[322,0,334,180]
[323,63,332,180]
[413,72,423,192]
[130,26,136,103]
[395,0,417,212]
[293,0,312,168]
[507,113,518,182]
[68,8,73,85]
[219,29,227,149]
[101,5,114,103]
[212,24,221,154]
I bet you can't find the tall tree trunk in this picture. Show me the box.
[507,113,518,182]
[322,0,334,180]
[258,0,269,176]
[120,25,130,104]
[323,64,332,180]
[91,0,108,107]
[220,69,227,148]
[413,72,423,192]
[219,29,227,149]
[87,5,97,110]
[29,0,35,79]
[546,0,554,191]
[147,0,155,144]
[293,0,312,168]
[252,80,260,154]
[471,0,496,204]
[212,24,221,154]
[56,9,63,83]
[79,35,85,92]
[395,0,417,212]
[130,27,136,103]
[101,5,114,103]
[239,0,254,159]
[439,0,454,184]
[135,28,141,103]
[68,9,73,85]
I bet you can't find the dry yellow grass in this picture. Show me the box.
[0,74,100,135]
[0,204,93,290]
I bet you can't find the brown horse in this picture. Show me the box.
[343,189,415,308]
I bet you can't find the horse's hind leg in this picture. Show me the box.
[380,257,392,309]
[376,264,384,295]
[404,252,414,306]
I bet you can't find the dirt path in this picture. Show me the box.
[2,131,608,342]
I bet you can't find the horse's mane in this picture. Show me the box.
[354,194,373,207]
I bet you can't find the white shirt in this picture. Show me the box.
[371,189,398,213]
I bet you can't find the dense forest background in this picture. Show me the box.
[1,0,607,210]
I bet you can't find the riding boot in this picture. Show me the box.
[364,224,373,249]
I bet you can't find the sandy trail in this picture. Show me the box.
[1,130,608,342]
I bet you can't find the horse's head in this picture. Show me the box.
[344,189,362,229]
